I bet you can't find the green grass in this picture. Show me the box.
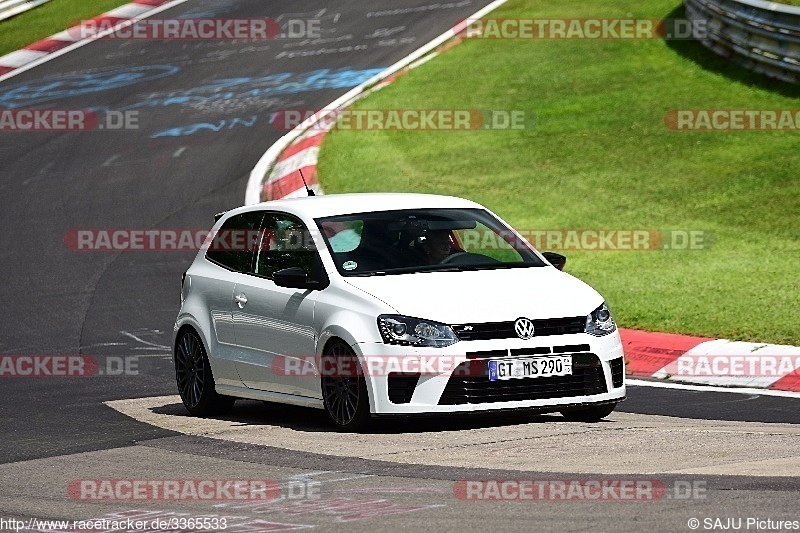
[317,0,800,345]
[0,0,131,57]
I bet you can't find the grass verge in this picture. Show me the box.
[0,0,132,57]
[317,0,800,345]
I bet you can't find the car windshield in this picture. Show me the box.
[316,208,545,276]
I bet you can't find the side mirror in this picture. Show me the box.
[542,252,566,271]
[273,267,315,289]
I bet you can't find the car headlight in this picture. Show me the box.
[585,303,616,336]
[377,315,459,348]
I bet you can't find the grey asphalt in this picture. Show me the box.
[0,1,798,531]
[0,0,497,462]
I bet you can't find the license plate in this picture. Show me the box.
[488,356,572,381]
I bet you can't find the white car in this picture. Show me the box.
[173,193,625,430]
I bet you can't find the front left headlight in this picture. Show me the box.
[585,302,616,336]
[377,315,459,348]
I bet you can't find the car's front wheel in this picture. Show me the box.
[560,402,617,422]
[175,328,234,416]
[321,340,370,431]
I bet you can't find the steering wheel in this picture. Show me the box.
[440,252,470,264]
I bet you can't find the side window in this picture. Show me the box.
[205,211,265,273]
[254,214,323,280]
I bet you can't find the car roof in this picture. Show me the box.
[223,193,487,221]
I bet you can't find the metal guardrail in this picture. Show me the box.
[685,0,800,83]
[0,0,52,22]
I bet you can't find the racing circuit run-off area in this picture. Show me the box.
[0,0,798,532]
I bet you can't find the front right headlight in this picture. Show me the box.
[585,302,616,336]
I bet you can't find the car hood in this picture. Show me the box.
[342,267,604,324]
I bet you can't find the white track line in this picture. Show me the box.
[627,378,800,398]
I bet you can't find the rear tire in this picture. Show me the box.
[175,328,235,416]
[321,340,370,431]
[560,402,616,422]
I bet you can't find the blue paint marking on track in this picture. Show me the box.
[151,115,259,138]
[123,67,385,110]
[0,65,181,108]
[0,66,384,143]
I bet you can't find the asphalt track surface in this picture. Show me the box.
[0,1,798,531]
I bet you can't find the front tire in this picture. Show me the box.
[321,340,370,431]
[175,328,235,416]
[560,402,617,422]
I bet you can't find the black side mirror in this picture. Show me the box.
[273,267,315,289]
[542,252,566,271]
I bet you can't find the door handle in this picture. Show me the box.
[234,293,248,308]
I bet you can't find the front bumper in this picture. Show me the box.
[355,330,626,414]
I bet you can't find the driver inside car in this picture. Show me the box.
[420,230,453,264]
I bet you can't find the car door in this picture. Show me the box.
[232,212,322,398]
[201,210,265,387]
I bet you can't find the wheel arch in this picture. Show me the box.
[318,333,376,415]
[173,318,222,381]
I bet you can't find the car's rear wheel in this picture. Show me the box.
[175,328,234,416]
[560,402,617,422]
[321,340,370,431]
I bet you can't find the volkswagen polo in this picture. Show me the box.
[173,193,625,430]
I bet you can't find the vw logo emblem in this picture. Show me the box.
[514,318,535,340]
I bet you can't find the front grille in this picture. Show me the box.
[452,316,585,341]
[552,344,590,354]
[509,347,551,357]
[466,349,509,360]
[387,372,420,404]
[468,344,590,360]
[439,353,607,405]
[609,357,624,388]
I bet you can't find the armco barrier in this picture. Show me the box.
[685,0,800,83]
[0,0,51,21]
